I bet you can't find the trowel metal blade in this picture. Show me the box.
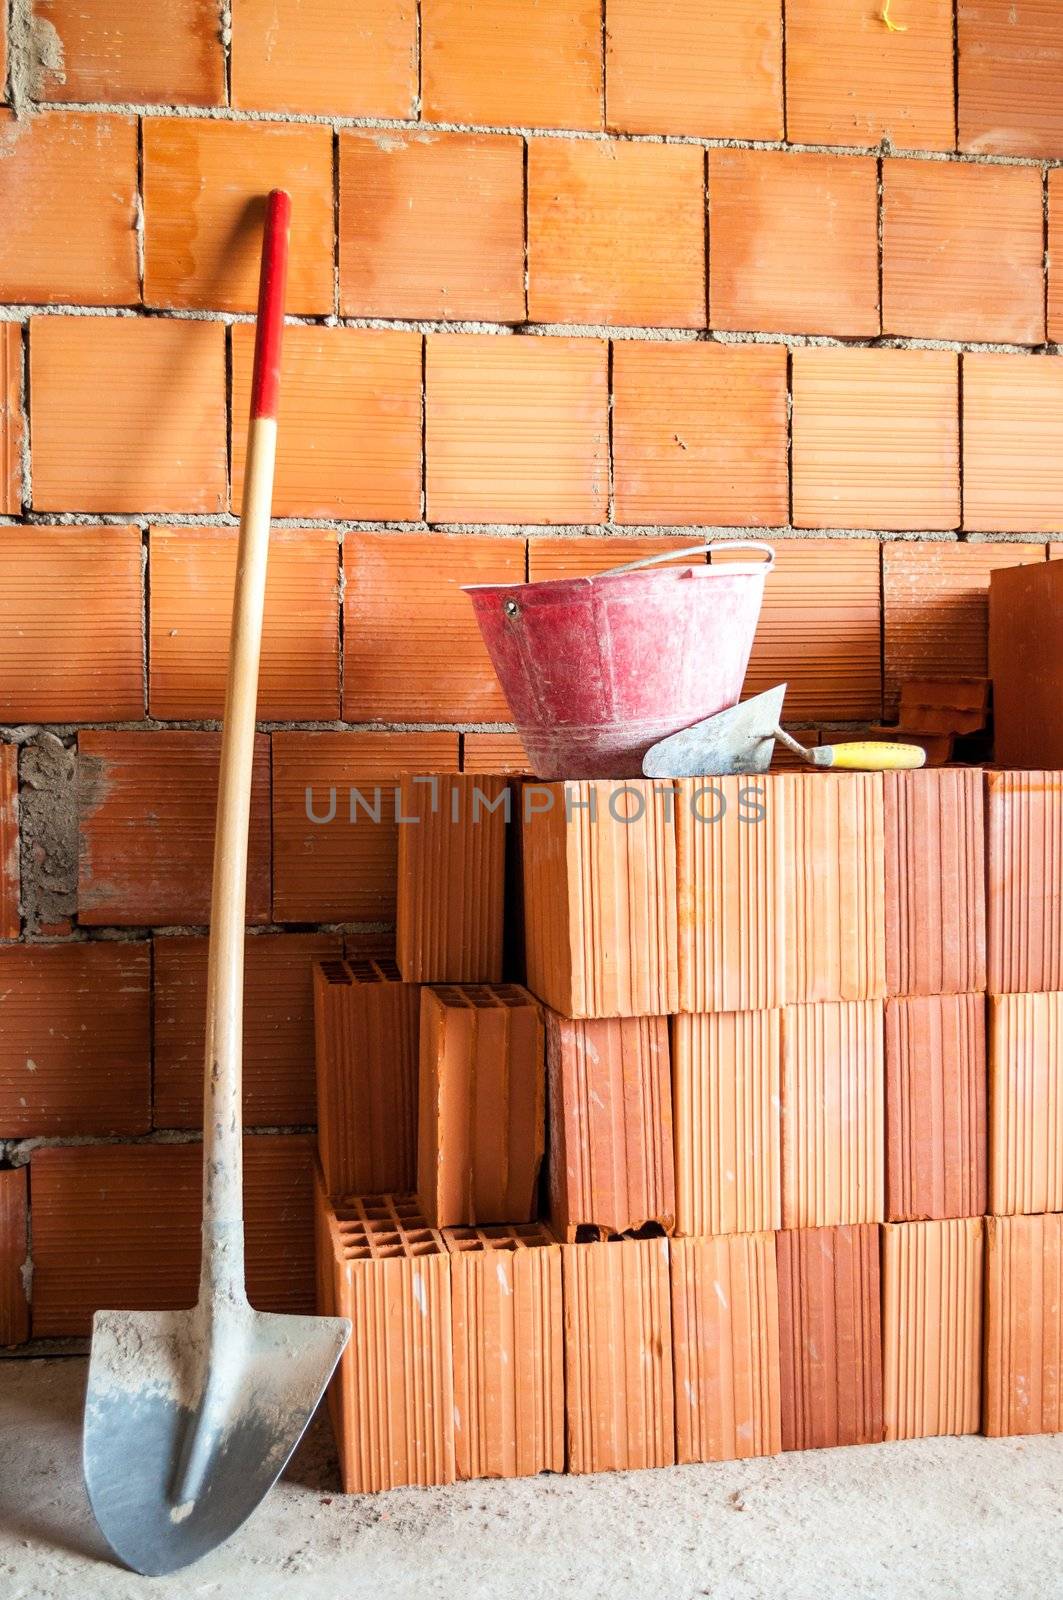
[641,685,787,777]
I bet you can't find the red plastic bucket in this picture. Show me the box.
[465,541,774,779]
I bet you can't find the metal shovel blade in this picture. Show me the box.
[83,1302,350,1577]
[642,684,787,777]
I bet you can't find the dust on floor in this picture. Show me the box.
[1,1357,1060,1600]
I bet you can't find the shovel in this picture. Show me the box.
[642,685,927,777]
[82,191,351,1578]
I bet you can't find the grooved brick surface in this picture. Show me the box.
[989,993,1063,1216]
[990,559,1063,770]
[986,771,1063,996]
[0,1168,29,1346]
[0,324,21,515]
[232,0,418,118]
[0,745,17,940]
[885,994,987,1223]
[959,0,1063,157]
[527,536,700,580]
[461,732,531,775]
[963,357,1063,533]
[397,775,508,985]
[33,0,226,105]
[984,1213,1063,1437]
[882,1219,984,1441]
[1049,172,1063,341]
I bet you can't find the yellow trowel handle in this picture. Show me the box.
[813,741,926,771]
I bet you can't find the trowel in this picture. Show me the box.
[642,685,927,777]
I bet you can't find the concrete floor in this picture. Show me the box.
[1,1359,1061,1600]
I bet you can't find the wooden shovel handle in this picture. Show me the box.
[200,191,291,1304]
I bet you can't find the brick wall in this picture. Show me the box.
[1,0,1062,1344]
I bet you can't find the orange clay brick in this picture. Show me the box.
[546,1012,674,1240]
[883,541,1044,717]
[232,0,417,118]
[0,112,138,304]
[987,771,1063,997]
[77,730,271,927]
[791,348,960,532]
[990,560,1063,769]
[781,773,886,1006]
[671,1232,782,1464]
[883,161,1044,345]
[676,774,787,1015]
[0,745,17,940]
[339,131,524,322]
[959,0,1063,157]
[30,316,226,514]
[0,1168,29,1346]
[316,1186,455,1492]
[143,118,333,314]
[883,769,986,999]
[31,1136,315,1338]
[562,1236,675,1474]
[342,533,523,723]
[426,335,608,525]
[672,1010,781,1237]
[33,0,225,105]
[882,1218,983,1442]
[153,932,343,1130]
[445,1223,564,1481]
[522,780,679,1019]
[396,775,508,985]
[527,139,705,328]
[421,0,602,130]
[984,1213,1063,1437]
[271,731,459,924]
[776,1223,884,1451]
[708,150,879,337]
[0,324,21,515]
[989,993,1063,1216]
[461,733,531,775]
[0,941,150,1137]
[711,539,882,721]
[885,994,987,1223]
[417,984,544,1229]
[606,0,782,139]
[0,526,143,723]
[781,1000,885,1230]
[527,536,700,580]
[1050,173,1063,341]
[612,342,787,526]
[313,957,419,1197]
[149,525,338,721]
[963,356,1063,533]
[231,323,421,520]
[786,0,954,150]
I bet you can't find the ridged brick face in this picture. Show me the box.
[396,775,508,984]
[885,994,987,1224]
[882,1219,984,1442]
[0,325,21,515]
[231,0,418,118]
[984,1213,1063,1438]
[421,0,603,129]
[0,1168,29,1346]
[989,993,1063,1216]
[958,0,1063,158]
[34,0,226,104]
[986,772,1063,996]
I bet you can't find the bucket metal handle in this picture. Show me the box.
[591,539,775,579]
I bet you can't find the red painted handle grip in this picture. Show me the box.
[249,189,291,421]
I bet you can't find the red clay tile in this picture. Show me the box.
[883,161,1044,344]
[546,1011,674,1240]
[522,780,679,1019]
[989,992,1063,1215]
[986,770,1063,995]
[776,1223,884,1451]
[339,131,524,322]
[671,1232,782,1464]
[527,536,699,580]
[0,1168,29,1346]
[708,150,878,336]
[786,0,954,150]
[34,0,225,105]
[527,139,705,328]
[792,348,959,532]
[883,768,986,998]
[1049,172,1063,341]
[154,932,343,1130]
[0,112,138,303]
[149,525,338,722]
[0,745,16,940]
[426,334,608,525]
[343,533,523,723]
[313,957,419,1198]
[990,560,1063,769]
[897,677,989,737]
[0,941,150,1137]
[612,342,787,526]
[672,1010,781,1237]
[418,984,544,1229]
[232,0,417,118]
[31,1136,315,1337]
[606,0,782,138]
[461,733,532,775]
[396,775,508,985]
[445,1223,564,1481]
[885,994,987,1223]
[0,324,21,515]
[77,730,271,927]
[882,1218,983,1441]
[231,324,422,520]
[316,1185,455,1492]
[0,526,142,723]
[421,0,602,130]
[563,1236,675,1473]
[964,357,1063,534]
[271,731,459,924]
[984,1213,1063,1437]
[959,0,1063,157]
